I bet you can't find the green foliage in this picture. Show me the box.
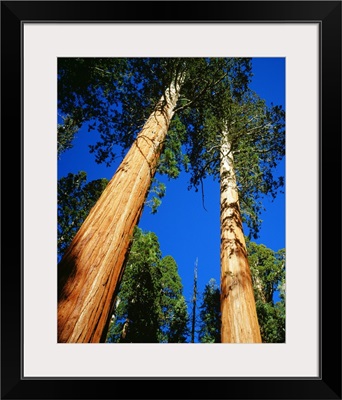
[145,179,166,214]
[198,279,221,343]
[106,227,163,343]
[57,172,108,259]
[58,58,128,157]
[246,239,286,343]
[160,255,190,343]
[57,115,79,157]
[247,239,285,303]
[157,114,189,179]
[255,299,285,343]
[105,227,189,343]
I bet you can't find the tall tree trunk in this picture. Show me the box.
[220,129,262,343]
[58,79,182,343]
[191,258,198,343]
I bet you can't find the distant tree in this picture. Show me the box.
[247,240,286,343]
[105,227,189,343]
[111,228,162,343]
[159,255,190,343]
[190,258,198,343]
[57,114,79,157]
[198,279,221,343]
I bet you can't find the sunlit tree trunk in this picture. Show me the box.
[58,79,182,343]
[220,129,262,343]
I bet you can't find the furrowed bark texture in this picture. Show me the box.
[220,131,262,343]
[58,81,181,343]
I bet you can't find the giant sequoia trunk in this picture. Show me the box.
[220,129,262,343]
[58,79,182,343]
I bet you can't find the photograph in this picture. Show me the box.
[57,57,286,345]
[1,0,341,399]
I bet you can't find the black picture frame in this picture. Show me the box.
[1,1,341,399]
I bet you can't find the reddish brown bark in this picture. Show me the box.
[220,132,262,343]
[58,82,181,343]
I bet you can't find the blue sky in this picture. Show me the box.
[58,57,285,334]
